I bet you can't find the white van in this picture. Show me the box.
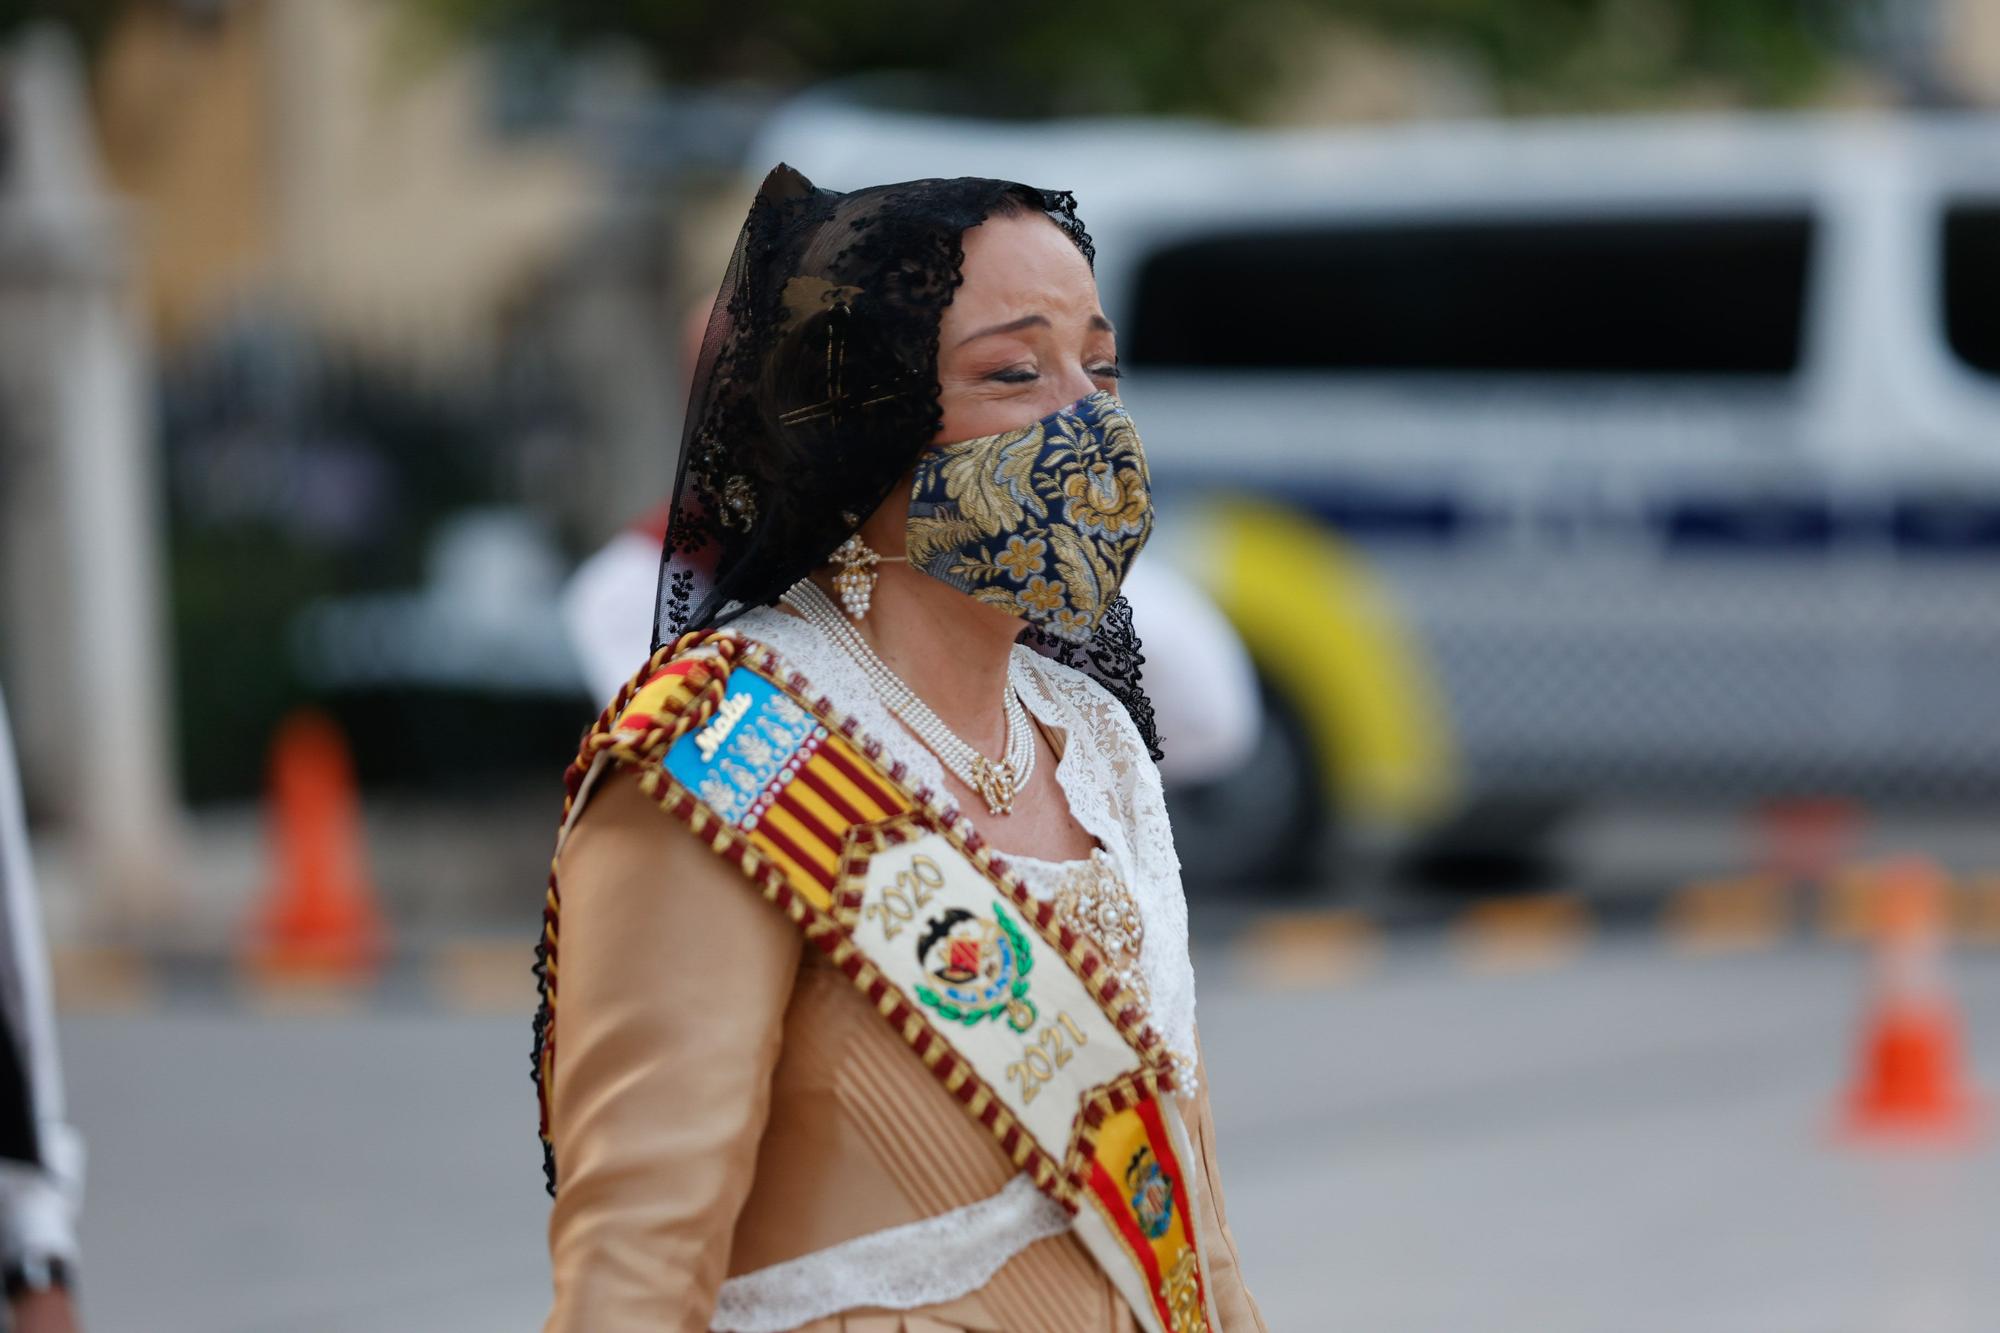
[753,101,2000,883]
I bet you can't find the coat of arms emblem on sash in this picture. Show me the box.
[1126,1145,1176,1239]
[913,901,1038,1033]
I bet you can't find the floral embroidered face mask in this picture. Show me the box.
[906,390,1152,644]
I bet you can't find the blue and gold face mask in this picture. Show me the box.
[906,391,1152,644]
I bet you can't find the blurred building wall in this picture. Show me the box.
[91,0,272,343]
[1943,0,2000,103]
[92,0,597,366]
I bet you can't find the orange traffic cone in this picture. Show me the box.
[245,711,387,979]
[1836,856,1986,1145]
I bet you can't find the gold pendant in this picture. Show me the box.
[972,756,1019,816]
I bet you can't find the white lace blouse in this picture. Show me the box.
[702,606,1198,1331]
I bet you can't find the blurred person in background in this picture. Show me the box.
[534,165,1263,1331]
[0,689,85,1333]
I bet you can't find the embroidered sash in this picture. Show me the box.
[537,632,1220,1333]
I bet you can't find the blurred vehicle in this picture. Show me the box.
[755,102,2000,886]
[296,509,583,697]
[288,509,595,789]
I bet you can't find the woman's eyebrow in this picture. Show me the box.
[955,314,1048,347]
[953,312,1117,347]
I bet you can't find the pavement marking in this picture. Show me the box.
[1233,910,1380,989]
[237,969,375,1016]
[1953,875,2000,947]
[1453,895,1588,973]
[1665,874,1792,955]
[51,946,153,1014]
[59,865,2000,1018]
[1816,864,1881,942]
[1815,862,2000,947]
[433,938,537,1014]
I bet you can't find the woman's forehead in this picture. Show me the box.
[953,213,1101,319]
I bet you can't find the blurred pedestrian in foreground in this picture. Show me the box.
[0,689,85,1333]
[535,165,1263,1331]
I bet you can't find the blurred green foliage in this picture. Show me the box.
[409,0,1839,117]
[0,1,122,52]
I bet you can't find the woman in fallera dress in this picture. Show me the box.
[535,164,1266,1333]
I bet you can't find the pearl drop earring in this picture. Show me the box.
[831,534,881,620]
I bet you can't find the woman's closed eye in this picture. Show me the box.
[984,362,1123,385]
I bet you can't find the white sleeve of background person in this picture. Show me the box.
[1122,557,1262,784]
[560,529,665,709]
[0,687,82,1270]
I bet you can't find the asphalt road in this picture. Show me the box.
[59,939,2000,1332]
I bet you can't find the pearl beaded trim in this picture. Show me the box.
[781,577,1035,815]
[1050,849,1150,1013]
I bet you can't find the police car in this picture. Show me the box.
[754,101,2000,885]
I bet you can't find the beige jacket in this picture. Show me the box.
[544,769,1266,1333]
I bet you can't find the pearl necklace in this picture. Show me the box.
[782,577,1036,815]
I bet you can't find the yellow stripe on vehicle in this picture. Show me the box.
[1193,495,1457,826]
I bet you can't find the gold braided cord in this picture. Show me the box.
[535,630,742,1192]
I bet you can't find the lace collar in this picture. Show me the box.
[721,606,1197,1080]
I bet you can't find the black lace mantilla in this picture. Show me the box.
[1023,594,1160,762]
[650,163,1157,757]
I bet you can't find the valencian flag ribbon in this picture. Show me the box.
[539,633,1221,1333]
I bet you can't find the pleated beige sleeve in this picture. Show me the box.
[543,767,804,1333]
[1185,1039,1268,1333]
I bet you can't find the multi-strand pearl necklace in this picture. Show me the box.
[782,577,1036,815]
